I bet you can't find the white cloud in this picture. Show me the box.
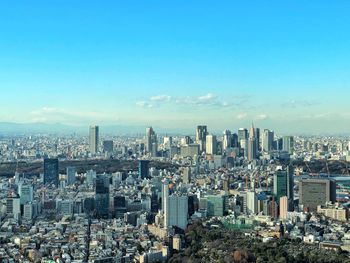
[150,95,171,102]
[256,114,268,120]
[237,113,248,120]
[136,101,153,108]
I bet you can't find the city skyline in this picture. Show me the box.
[1,1,350,133]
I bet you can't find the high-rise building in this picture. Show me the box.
[273,166,294,210]
[44,158,59,187]
[207,195,227,217]
[138,160,150,179]
[114,195,127,218]
[299,179,336,212]
[205,134,217,155]
[248,124,257,161]
[103,140,114,153]
[196,125,208,152]
[254,127,260,152]
[162,180,170,228]
[279,196,288,220]
[19,184,33,205]
[89,125,99,154]
[247,191,258,214]
[95,174,110,218]
[6,196,21,220]
[282,136,294,154]
[146,127,158,156]
[222,130,232,150]
[262,129,274,152]
[168,195,188,230]
[66,166,76,185]
[238,128,248,146]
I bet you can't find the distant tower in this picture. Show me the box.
[89,125,99,154]
[145,127,157,156]
[196,125,208,152]
[262,129,274,152]
[205,134,217,155]
[248,123,257,161]
[222,130,232,151]
[44,158,59,187]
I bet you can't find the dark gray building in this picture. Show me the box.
[44,158,59,187]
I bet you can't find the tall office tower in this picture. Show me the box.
[205,134,217,155]
[231,133,239,148]
[168,195,189,230]
[138,160,150,179]
[240,139,248,158]
[262,129,274,152]
[222,130,232,151]
[163,136,173,149]
[66,166,76,185]
[196,125,208,152]
[299,179,336,212]
[181,167,191,184]
[19,184,33,205]
[254,127,260,152]
[282,136,294,154]
[207,195,227,216]
[103,140,113,153]
[279,196,288,220]
[247,124,257,161]
[95,174,110,218]
[246,190,258,214]
[6,196,21,220]
[114,195,127,219]
[162,180,170,228]
[89,125,99,154]
[238,128,248,146]
[273,166,294,209]
[145,127,158,156]
[44,158,59,187]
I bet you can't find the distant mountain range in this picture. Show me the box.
[0,122,192,136]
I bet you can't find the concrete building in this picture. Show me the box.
[89,125,99,154]
[299,179,336,212]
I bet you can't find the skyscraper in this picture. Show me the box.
[222,130,232,151]
[138,160,150,179]
[262,129,274,152]
[248,124,257,161]
[162,179,170,228]
[19,184,33,205]
[299,179,336,212]
[273,166,294,210]
[66,166,76,185]
[282,136,294,154]
[196,125,208,152]
[89,125,99,154]
[44,158,59,187]
[205,134,217,155]
[103,140,113,153]
[238,128,248,146]
[95,174,110,218]
[168,195,189,230]
[145,127,157,156]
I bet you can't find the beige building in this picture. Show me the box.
[316,203,348,222]
[279,196,288,220]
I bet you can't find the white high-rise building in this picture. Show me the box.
[246,191,257,214]
[162,180,170,228]
[222,130,232,151]
[262,129,274,152]
[206,134,217,155]
[89,125,99,154]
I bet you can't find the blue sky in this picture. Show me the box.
[1,1,350,133]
